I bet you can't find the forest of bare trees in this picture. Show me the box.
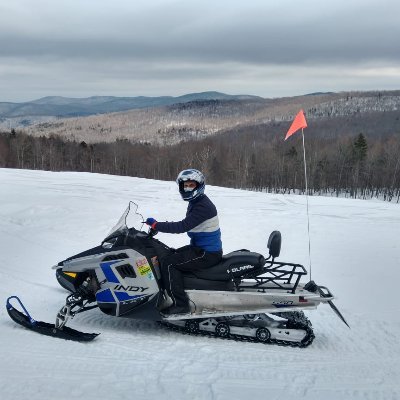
[1,128,399,202]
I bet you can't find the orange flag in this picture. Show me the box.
[285,109,307,140]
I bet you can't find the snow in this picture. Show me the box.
[0,168,399,400]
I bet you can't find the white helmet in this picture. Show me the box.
[176,169,205,201]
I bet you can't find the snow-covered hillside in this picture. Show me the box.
[1,168,399,400]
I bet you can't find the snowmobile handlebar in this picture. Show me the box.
[147,227,158,238]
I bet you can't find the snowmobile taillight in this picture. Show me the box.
[64,272,77,279]
[299,296,308,303]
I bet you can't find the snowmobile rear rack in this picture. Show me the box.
[237,260,308,293]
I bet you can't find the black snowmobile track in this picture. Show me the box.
[158,312,315,348]
[6,298,99,342]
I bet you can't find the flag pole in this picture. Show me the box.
[284,109,312,280]
[301,128,312,281]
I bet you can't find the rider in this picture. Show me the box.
[145,169,223,315]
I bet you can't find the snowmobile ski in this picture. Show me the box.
[6,296,99,342]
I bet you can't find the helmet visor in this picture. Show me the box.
[183,181,197,191]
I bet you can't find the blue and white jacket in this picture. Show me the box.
[155,194,222,253]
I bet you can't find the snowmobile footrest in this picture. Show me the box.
[6,296,99,342]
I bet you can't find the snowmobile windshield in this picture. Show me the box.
[106,201,145,237]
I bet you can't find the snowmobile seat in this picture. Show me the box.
[182,251,265,290]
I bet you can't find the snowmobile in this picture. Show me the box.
[6,201,349,347]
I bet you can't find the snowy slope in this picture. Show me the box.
[0,168,399,400]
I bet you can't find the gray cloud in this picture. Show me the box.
[1,0,399,101]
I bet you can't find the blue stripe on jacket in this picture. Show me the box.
[155,194,222,252]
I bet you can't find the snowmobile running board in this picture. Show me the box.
[163,287,332,321]
[6,296,99,342]
[163,283,350,329]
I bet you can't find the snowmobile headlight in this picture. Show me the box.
[63,272,77,279]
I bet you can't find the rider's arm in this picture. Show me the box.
[155,203,207,234]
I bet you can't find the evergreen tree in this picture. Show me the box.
[353,133,368,162]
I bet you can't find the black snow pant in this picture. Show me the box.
[160,245,222,307]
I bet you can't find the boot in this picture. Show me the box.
[161,304,190,316]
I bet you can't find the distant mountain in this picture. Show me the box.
[14,90,400,145]
[0,92,262,121]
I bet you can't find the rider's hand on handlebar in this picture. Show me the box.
[145,218,157,230]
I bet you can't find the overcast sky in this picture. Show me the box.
[1,0,400,102]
